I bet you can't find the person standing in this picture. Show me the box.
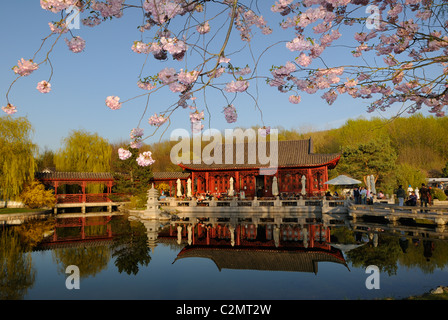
[396,185,406,206]
[419,183,430,210]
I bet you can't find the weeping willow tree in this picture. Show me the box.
[55,130,112,193]
[0,116,37,201]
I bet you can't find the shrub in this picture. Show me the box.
[19,180,56,209]
[431,188,447,201]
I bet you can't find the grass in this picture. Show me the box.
[0,207,47,214]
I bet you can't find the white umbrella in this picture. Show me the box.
[187,178,192,198]
[176,178,182,197]
[228,177,234,196]
[325,175,362,185]
[272,176,279,196]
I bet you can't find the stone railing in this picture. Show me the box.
[158,196,350,211]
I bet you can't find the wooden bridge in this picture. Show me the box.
[53,193,126,214]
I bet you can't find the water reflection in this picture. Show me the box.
[1,212,448,299]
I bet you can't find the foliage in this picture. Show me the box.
[335,137,398,184]
[55,129,112,193]
[36,147,55,171]
[156,182,170,194]
[392,163,427,193]
[111,143,153,198]
[55,129,112,172]
[111,220,151,275]
[0,229,35,299]
[19,180,56,209]
[431,188,447,201]
[0,116,37,201]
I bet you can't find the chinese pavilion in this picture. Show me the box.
[177,138,340,198]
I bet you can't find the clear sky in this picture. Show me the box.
[0,1,425,153]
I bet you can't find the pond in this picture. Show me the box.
[2,212,448,302]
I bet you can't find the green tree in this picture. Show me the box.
[0,116,37,201]
[336,138,398,187]
[55,130,112,193]
[19,180,56,209]
[111,144,153,201]
[36,147,55,171]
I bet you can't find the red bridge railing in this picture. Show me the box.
[55,193,130,204]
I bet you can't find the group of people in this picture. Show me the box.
[353,186,377,204]
[395,183,431,208]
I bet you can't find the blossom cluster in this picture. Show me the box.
[148,113,168,127]
[105,96,122,110]
[37,81,52,93]
[136,151,156,166]
[1,103,17,115]
[223,105,237,123]
[13,59,38,77]
[65,36,86,53]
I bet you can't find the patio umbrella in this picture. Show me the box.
[272,176,279,196]
[325,175,362,185]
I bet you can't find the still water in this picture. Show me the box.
[2,212,448,300]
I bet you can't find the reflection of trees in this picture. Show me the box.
[397,238,448,274]
[346,234,402,276]
[111,220,151,275]
[52,246,110,278]
[346,232,448,276]
[0,229,35,300]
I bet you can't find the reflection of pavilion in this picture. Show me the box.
[35,214,116,251]
[157,219,349,274]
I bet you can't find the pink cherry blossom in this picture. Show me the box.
[177,69,199,85]
[65,36,86,53]
[258,126,271,137]
[1,103,17,115]
[148,113,168,126]
[136,151,155,167]
[118,148,132,160]
[130,128,144,139]
[289,95,301,104]
[197,21,211,34]
[13,58,39,77]
[223,105,238,123]
[105,96,122,110]
[48,21,68,33]
[37,81,51,93]
[224,80,249,93]
[137,80,156,90]
[296,53,312,67]
[158,68,177,84]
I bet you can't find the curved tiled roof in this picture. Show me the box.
[36,172,114,180]
[174,245,347,273]
[179,139,340,171]
[152,172,190,180]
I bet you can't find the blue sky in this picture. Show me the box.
[0,1,424,153]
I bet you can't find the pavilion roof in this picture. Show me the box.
[174,245,348,274]
[152,172,190,180]
[178,139,340,171]
[36,172,114,181]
